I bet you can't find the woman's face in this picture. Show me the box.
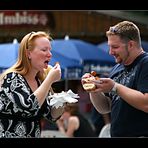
[28,37,52,73]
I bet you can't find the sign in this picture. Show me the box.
[83,63,113,74]
[0,11,54,28]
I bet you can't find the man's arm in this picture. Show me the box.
[89,92,111,114]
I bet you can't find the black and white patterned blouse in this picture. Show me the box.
[0,72,53,138]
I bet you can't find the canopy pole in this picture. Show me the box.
[64,68,68,91]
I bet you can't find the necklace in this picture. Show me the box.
[124,49,145,65]
[135,50,145,58]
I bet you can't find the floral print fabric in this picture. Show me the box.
[0,72,52,138]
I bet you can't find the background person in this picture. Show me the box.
[56,103,97,137]
[91,107,110,136]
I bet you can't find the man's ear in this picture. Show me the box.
[128,40,135,49]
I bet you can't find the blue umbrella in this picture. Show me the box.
[49,50,83,79]
[49,50,82,68]
[97,41,109,54]
[51,39,115,66]
[0,43,19,69]
[141,40,148,52]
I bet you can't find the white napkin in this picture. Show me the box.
[48,89,79,108]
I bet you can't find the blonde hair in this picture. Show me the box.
[0,31,52,82]
[106,21,141,46]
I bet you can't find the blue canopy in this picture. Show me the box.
[51,39,115,66]
[0,43,19,69]
[141,40,148,52]
[97,41,109,53]
[49,50,83,79]
[49,50,82,68]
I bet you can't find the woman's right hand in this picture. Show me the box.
[47,63,61,83]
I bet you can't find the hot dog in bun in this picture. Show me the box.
[82,71,99,91]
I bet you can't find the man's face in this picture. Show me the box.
[107,35,129,64]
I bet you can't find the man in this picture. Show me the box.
[81,21,148,137]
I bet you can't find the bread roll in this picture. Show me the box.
[83,83,96,91]
[82,71,99,91]
[44,65,52,76]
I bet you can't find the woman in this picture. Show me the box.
[0,31,64,138]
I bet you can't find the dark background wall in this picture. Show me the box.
[0,10,148,44]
